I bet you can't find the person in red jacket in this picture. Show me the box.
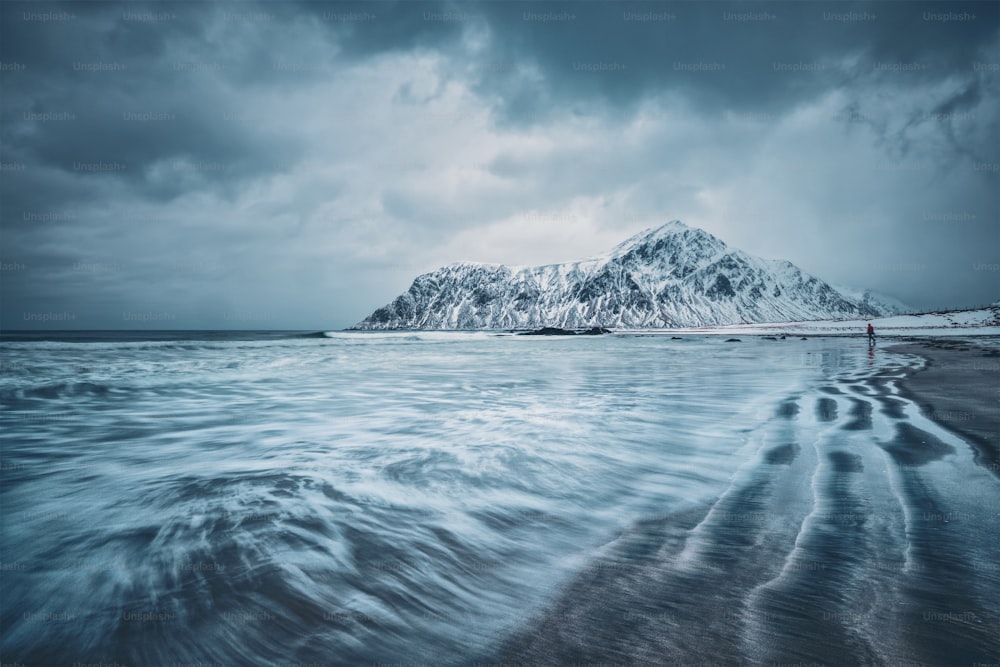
[866,322,875,346]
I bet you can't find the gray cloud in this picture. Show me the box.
[469,2,998,121]
[1,1,998,330]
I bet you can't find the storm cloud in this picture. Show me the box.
[1,0,997,329]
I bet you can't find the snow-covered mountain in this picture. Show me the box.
[353,220,907,330]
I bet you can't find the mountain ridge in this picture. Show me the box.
[353,221,906,330]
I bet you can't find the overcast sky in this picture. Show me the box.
[1,1,997,330]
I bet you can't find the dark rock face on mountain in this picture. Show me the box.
[354,221,903,330]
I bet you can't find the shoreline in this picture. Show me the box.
[889,337,1000,480]
[494,336,1000,665]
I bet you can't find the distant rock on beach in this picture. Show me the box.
[519,327,613,336]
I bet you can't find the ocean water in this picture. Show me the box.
[1,332,997,665]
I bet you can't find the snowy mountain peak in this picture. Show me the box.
[610,220,710,255]
[618,219,689,243]
[353,221,907,330]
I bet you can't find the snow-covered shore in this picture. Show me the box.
[619,303,1000,337]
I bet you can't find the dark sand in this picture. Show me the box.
[493,336,1000,666]
[892,337,1000,480]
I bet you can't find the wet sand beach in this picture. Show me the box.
[893,337,1000,481]
[3,333,997,666]
[497,337,1000,666]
